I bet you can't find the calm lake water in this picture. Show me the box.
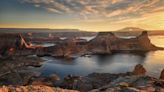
[36,36,164,79]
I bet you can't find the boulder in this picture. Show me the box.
[31,78,53,86]
[31,74,60,86]
[160,69,164,79]
[63,75,82,88]
[119,82,129,88]
[154,80,164,88]
[133,64,146,75]
[48,74,60,81]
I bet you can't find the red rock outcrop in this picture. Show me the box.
[0,85,79,92]
[160,69,164,79]
[133,64,146,75]
[89,31,158,54]
[0,30,162,58]
[88,32,114,54]
[37,38,88,58]
[0,34,21,56]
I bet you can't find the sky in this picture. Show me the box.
[0,0,164,31]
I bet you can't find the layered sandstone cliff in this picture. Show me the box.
[0,34,22,56]
[0,31,162,58]
[89,31,159,54]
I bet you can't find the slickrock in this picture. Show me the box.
[88,66,163,92]
[133,64,146,75]
[0,56,43,86]
[0,85,79,92]
[31,74,60,86]
[61,73,133,92]
[89,76,163,92]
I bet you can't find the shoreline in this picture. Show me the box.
[0,59,163,92]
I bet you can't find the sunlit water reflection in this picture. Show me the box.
[149,36,164,47]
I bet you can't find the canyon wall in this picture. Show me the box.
[0,31,161,57]
[89,31,158,54]
[0,34,22,56]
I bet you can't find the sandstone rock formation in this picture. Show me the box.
[35,31,163,57]
[49,74,60,81]
[0,31,162,58]
[0,63,163,92]
[31,74,60,86]
[0,33,39,57]
[0,85,79,92]
[160,69,164,79]
[89,76,163,92]
[37,38,89,58]
[61,72,133,92]
[133,64,146,75]
[60,71,163,92]
[88,32,114,54]
[0,34,21,56]
[0,56,43,86]
[89,31,158,54]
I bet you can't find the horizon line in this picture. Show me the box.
[0,27,164,32]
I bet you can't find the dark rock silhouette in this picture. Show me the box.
[89,75,163,92]
[160,69,164,79]
[133,64,146,75]
[0,34,21,56]
[0,56,43,86]
[61,73,133,92]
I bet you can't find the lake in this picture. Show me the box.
[35,36,164,79]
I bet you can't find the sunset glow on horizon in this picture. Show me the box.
[0,0,164,31]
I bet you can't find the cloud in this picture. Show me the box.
[150,6,164,13]
[22,0,164,20]
[46,7,61,13]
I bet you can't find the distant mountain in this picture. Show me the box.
[117,27,146,32]
[0,28,81,33]
[115,27,164,36]
[115,27,145,37]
